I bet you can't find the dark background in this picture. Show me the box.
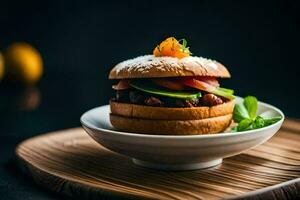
[0,0,299,199]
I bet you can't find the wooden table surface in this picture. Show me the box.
[16,119,300,200]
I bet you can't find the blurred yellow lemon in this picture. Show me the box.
[5,43,43,84]
[0,52,4,81]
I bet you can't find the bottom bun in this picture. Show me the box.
[110,114,232,135]
[110,100,234,120]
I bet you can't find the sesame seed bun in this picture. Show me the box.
[109,55,230,79]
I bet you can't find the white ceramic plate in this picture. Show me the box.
[80,97,284,171]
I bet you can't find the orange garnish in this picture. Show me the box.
[153,37,191,59]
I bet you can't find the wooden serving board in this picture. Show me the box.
[16,120,300,200]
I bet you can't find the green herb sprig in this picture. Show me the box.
[232,96,282,132]
[178,38,192,54]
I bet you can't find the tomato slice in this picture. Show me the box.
[195,76,220,87]
[112,80,130,90]
[152,78,187,90]
[175,77,215,92]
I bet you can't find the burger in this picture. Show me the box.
[109,37,235,135]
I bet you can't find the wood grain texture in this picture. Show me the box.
[16,119,300,200]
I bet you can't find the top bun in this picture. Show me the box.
[109,55,230,79]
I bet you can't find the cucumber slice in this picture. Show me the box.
[130,81,201,99]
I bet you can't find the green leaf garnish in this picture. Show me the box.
[232,96,282,132]
[244,96,258,119]
[253,116,265,129]
[233,103,250,123]
[156,45,161,53]
[237,118,253,131]
[231,126,238,132]
[263,117,282,126]
[178,38,187,48]
[178,38,191,54]
[130,81,201,99]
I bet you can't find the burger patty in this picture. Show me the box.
[113,89,225,107]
